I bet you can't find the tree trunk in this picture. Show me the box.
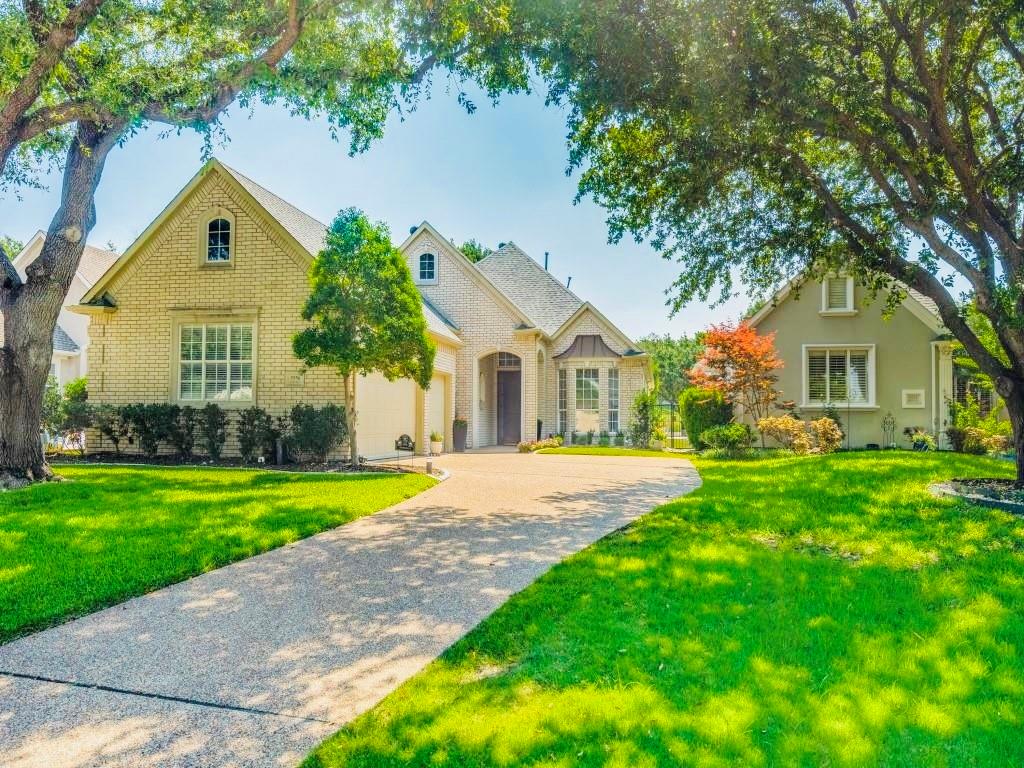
[344,372,359,466]
[1000,379,1024,487]
[0,120,121,486]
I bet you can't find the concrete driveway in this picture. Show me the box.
[0,451,700,767]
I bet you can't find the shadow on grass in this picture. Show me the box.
[305,452,1024,768]
[0,465,435,642]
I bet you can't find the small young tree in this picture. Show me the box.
[293,209,435,464]
[690,323,782,435]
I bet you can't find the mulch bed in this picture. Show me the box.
[49,452,427,475]
[931,478,1024,514]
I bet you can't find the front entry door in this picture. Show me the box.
[497,370,521,445]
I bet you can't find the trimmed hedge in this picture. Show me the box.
[680,388,733,449]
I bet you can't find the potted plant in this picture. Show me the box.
[650,427,667,450]
[429,430,444,456]
[453,417,467,452]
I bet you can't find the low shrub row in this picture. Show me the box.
[564,430,626,447]
[45,378,348,463]
[517,436,564,453]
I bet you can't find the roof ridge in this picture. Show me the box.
[483,242,586,307]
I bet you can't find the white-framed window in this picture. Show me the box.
[821,276,854,313]
[608,367,619,433]
[206,218,232,262]
[575,368,599,432]
[804,345,874,406]
[179,323,253,401]
[497,351,521,369]
[558,368,567,432]
[418,252,436,282]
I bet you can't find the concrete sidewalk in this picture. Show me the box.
[0,452,700,767]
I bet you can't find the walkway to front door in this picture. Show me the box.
[0,452,700,768]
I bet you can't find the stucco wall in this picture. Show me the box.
[753,279,949,447]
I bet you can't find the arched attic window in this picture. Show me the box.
[207,217,232,262]
[419,252,436,282]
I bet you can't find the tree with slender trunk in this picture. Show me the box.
[293,208,435,465]
[495,0,1024,483]
[0,0,503,485]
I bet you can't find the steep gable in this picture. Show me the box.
[476,243,583,336]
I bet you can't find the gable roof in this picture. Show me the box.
[52,323,80,354]
[476,243,583,336]
[11,231,119,289]
[747,274,945,335]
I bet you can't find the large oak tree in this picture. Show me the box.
[0,0,513,484]
[511,0,1024,481]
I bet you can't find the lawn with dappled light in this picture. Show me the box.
[305,451,1024,768]
[0,465,435,643]
[538,446,690,458]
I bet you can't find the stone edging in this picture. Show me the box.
[929,481,1024,514]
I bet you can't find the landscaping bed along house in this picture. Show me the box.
[0,464,436,643]
[304,450,1023,768]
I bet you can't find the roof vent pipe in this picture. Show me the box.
[544,251,549,270]
[567,276,572,289]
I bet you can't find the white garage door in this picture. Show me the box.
[426,375,446,443]
[356,372,417,459]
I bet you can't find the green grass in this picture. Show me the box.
[305,452,1024,768]
[538,446,689,458]
[0,464,435,643]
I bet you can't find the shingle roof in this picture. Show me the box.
[476,243,583,335]
[77,243,120,287]
[52,324,79,354]
[905,285,940,318]
[421,298,461,343]
[220,163,329,257]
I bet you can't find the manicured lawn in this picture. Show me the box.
[538,446,690,458]
[305,451,1024,768]
[0,465,435,643]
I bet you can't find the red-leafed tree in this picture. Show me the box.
[690,322,782,427]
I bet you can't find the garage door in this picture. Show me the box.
[356,372,417,459]
[426,375,446,445]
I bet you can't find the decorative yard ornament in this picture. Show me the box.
[882,413,896,450]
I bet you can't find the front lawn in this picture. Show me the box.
[538,446,689,458]
[0,465,434,643]
[305,451,1023,768]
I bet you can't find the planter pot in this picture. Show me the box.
[430,440,443,456]
[650,439,665,450]
[453,421,467,452]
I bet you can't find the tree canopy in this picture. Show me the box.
[637,333,704,404]
[459,239,492,263]
[0,235,22,261]
[293,207,434,462]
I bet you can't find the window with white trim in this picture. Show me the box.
[805,346,872,405]
[206,218,231,262]
[180,323,253,401]
[822,276,854,312]
[558,368,567,432]
[419,252,436,282]
[608,367,619,433]
[575,368,599,432]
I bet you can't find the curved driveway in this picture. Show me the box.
[0,451,700,767]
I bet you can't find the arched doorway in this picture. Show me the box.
[496,351,522,445]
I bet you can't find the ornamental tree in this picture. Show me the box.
[689,322,782,430]
[293,208,434,464]
[500,0,1024,482]
[0,0,510,486]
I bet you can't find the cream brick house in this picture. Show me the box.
[73,160,650,457]
[747,274,964,448]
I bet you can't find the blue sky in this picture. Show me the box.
[0,86,749,339]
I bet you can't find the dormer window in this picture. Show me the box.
[418,252,436,283]
[207,218,231,263]
[821,276,855,314]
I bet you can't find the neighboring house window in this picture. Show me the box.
[207,218,231,262]
[180,324,253,401]
[497,351,521,369]
[558,368,567,433]
[821,276,854,313]
[575,367,599,432]
[955,375,994,416]
[419,252,436,282]
[608,367,619,433]
[805,346,873,405]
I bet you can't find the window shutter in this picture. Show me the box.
[848,351,869,402]
[808,351,827,402]
[827,278,848,310]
